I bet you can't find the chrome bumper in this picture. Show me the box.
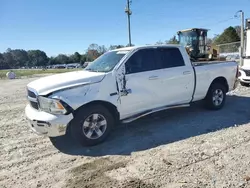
[25,104,74,137]
[239,77,250,83]
[238,70,250,83]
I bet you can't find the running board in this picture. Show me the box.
[121,103,190,124]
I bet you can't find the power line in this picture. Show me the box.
[199,17,235,28]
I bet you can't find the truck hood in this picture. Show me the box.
[27,70,106,95]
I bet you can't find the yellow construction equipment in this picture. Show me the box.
[177,28,223,61]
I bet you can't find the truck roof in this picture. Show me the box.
[177,28,209,33]
[111,44,182,52]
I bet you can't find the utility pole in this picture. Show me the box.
[125,0,132,46]
[240,11,245,66]
[235,10,245,66]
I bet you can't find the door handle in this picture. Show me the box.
[183,71,191,75]
[149,76,159,80]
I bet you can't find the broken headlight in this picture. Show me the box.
[38,96,68,115]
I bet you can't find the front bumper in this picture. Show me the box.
[239,77,250,84]
[239,70,250,83]
[25,104,74,137]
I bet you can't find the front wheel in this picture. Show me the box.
[70,104,115,146]
[204,83,226,110]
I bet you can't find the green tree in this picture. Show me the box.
[1,49,29,68]
[98,45,107,55]
[27,50,48,67]
[234,25,241,39]
[48,56,57,65]
[109,45,125,50]
[2,52,16,68]
[6,48,11,53]
[214,26,240,45]
[87,44,101,61]
[86,50,99,61]
[87,43,106,61]
[80,54,87,63]
[0,53,7,69]
[69,52,81,63]
[166,35,179,44]
[10,49,29,67]
[55,54,70,64]
[155,40,164,45]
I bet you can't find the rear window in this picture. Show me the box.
[156,48,185,69]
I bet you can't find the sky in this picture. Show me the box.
[0,0,249,56]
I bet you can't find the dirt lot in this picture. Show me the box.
[1,77,250,188]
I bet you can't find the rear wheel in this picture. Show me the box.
[204,83,226,110]
[70,104,115,146]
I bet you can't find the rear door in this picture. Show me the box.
[154,47,195,105]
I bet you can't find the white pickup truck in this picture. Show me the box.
[25,45,239,147]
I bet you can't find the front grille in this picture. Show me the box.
[30,101,39,110]
[27,89,39,110]
[243,69,250,76]
[28,90,36,98]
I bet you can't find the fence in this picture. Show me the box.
[216,41,240,57]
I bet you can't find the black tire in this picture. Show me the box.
[240,82,250,87]
[70,104,115,146]
[204,83,226,110]
[49,134,77,153]
[49,136,65,150]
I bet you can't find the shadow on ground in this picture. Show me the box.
[51,95,250,156]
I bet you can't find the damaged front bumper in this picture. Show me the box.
[25,104,73,137]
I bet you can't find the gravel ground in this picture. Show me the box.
[1,77,250,188]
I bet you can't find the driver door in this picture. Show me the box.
[117,48,162,118]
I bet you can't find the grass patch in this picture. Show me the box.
[0,69,82,79]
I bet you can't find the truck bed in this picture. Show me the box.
[192,60,238,102]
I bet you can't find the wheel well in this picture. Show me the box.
[74,100,120,124]
[210,77,229,92]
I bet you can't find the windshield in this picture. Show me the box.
[84,50,129,72]
[178,31,198,48]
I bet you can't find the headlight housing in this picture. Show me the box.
[38,96,68,115]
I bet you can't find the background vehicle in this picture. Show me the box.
[239,18,250,86]
[25,45,239,147]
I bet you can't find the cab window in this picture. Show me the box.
[125,49,156,74]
